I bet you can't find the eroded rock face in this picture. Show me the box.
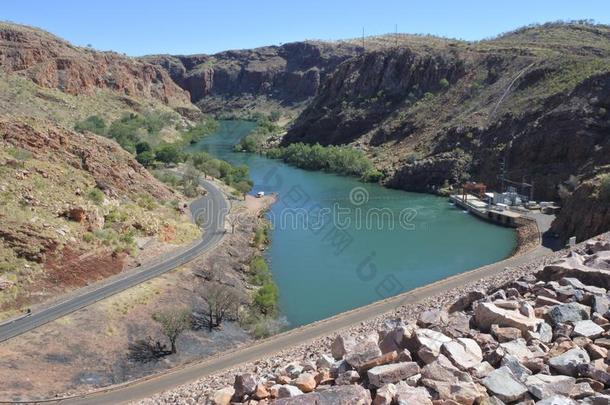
[0,24,192,106]
[144,41,362,110]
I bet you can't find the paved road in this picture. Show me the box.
[54,217,559,405]
[0,179,229,343]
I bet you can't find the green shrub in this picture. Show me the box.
[266,143,378,181]
[439,78,450,88]
[154,144,184,164]
[136,150,155,167]
[74,115,106,135]
[82,232,95,243]
[7,147,32,161]
[249,256,271,286]
[254,282,279,315]
[253,224,269,247]
[88,188,105,205]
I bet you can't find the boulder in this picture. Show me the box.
[525,374,576,400]
[277,384,304,399]
[547,303,591,326]
[482,366,528,402]
[408,328,452,360]
[441,338,483,370]
[585,343,608,360]
[560,277,606,295]
[470,362,496,379]
[491,325,522,342]
[253,383,270,400]
[335,370,360,385]
[331,334,357,360]
[367,362,420,388]
[282,362,304,378]
[575,363,610,386]
[212,386,235,405]
[420,358,485,405]
[535,395,578,405]
[500,338,533,361]
[417,308,449,328]
[234,373,258,398]
[549,347,591,376]
[372,383,396,405]
[379,325,411,354]
[316,354,335,369]
[539,256,610,290]
[538,322,554,343]
[273,384,371,404]
[395,382,433,405]
[449,290,486,312]
[475,302,541,333]
[344,335,382,369]
[294,373,316,393]
[570,382,595,399]
[356,351,398,372]
[520,302,536,318]
[572,320,604,339]
[501,353,532,383]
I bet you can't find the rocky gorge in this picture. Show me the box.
[142,234,610,405]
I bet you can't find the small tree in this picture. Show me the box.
[196,282,240,331]
[152,308,192,354]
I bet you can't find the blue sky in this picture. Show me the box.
[2,0,609,56]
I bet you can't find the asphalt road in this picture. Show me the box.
[0,179,229,343]
[56,235,557,404]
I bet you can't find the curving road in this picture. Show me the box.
[0,179,229,343]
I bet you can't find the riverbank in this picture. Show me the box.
[141,232,610,404]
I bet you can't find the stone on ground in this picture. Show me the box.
[367,362,420,388]
[549,347,591,376]
[273,384,371,404]
[482,366,528,402]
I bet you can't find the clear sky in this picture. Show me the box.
[2,0,609,56]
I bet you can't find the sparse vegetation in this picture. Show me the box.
[234,113,282,153]
[194,282,240,331]
[152,307,192,354]
[87,188,105,205]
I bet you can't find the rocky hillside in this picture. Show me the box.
[281,22,610,242]
[0,23,205,316]
[0,22,195,109]
[146,234,610,405]
[0,118,200,315]
[142,41,363,114]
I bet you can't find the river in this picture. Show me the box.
[189,120,516,327]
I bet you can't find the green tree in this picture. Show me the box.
[136,150,155,167]
[136,141,152,155]
[155,144,184,164]
[152,308,192,354]
[254,282,279,315]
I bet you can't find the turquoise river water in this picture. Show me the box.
[190,120,516,327]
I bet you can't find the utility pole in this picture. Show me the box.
[362,27,365,51]
[395,24,398,47]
